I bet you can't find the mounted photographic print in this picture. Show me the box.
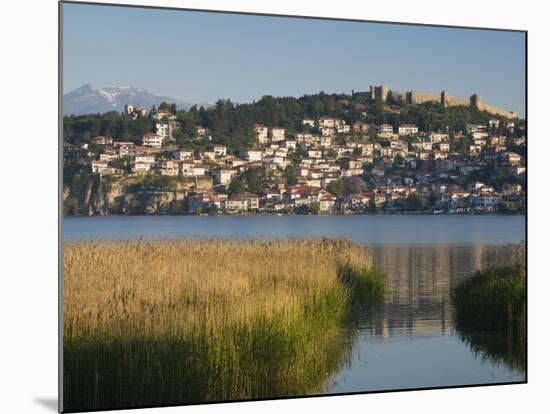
[60,1,527,412]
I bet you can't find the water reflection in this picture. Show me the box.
[326,244,525,394]
[359,245,485,336]
[454,330,526,376]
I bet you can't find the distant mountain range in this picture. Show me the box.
[63,84,205,116]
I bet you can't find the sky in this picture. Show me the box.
[62,2,526,116]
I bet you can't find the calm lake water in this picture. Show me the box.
[63,215,525,244]
[63,215,526,393]
[325,244,525,394]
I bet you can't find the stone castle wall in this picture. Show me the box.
[478,102,518,119]
[411,92,441,105]
[390,91,407,101]
[354,85,518,119]
[446,96,470,106]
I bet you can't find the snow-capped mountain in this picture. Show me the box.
[63,84,201,115]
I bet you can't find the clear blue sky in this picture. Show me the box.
[63,2,526,115]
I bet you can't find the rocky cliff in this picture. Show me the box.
[63,174,213,216]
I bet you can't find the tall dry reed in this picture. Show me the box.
[63,238,379,411]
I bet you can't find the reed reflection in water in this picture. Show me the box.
[326,244,525,394]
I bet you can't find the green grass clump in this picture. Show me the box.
[452,264,526,342]
[338,263,386,303]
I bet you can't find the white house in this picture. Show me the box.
[91,160,109,174]
[135,155,155,164]
[422,141,433,151]
[151,109,176,121]
[428,133,448,143]
[390,140,405,149]
[124,104,134,115]
[381,147,393,158]
[319,136,332,147]
[320,127,334,137]
[471,193,502,211]
[117,143,137,157]
[378,124,394,134]
[281,140,297,150]
[438,142,450,152]
[99,151,117,161]
[318,117,336,129]
[132,161,152,174]
[472,131,489,140]
[173,150,193,160]
[211,168,236,185]
[360,143,374,155]
[295,133,315,145]
[91,136,113,145]
[160,160,180,176]
[398,124,419,135]
[263,156,286,168]
[308,149,323,159]
[335,124,350,134]
[155,123,171,140]
[500,151,521,166]
[226,193,259,211]
[269,127,286,142]
[318,193,336,212]
[196,126,209,137]
[243,149,263,162]
[142,133,163,148]
[302,118,315,128]
[224,157,245,168]
[213,145,227,157]
[352,122,369,134]
[181,161,206,177]
[254,124,269,144]
[467,124,487,133]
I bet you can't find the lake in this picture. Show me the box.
[63,215,525,244]
[63,215,526,394]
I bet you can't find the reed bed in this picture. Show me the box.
[453,244,526,352]
[63,238,382,411]
[479,243,526,270]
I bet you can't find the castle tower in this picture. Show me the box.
[409,89,417,105]
[470,94,482,110]
[381,84,389,102]
[441,91,448,107]
[370,85,375,101]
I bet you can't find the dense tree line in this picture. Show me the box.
[63,111,156,146]
[63,92,525,153]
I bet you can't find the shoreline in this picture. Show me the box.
[63,212,526,218]
[62,239,524,248]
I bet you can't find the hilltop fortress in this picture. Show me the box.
[353,84,518,119]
